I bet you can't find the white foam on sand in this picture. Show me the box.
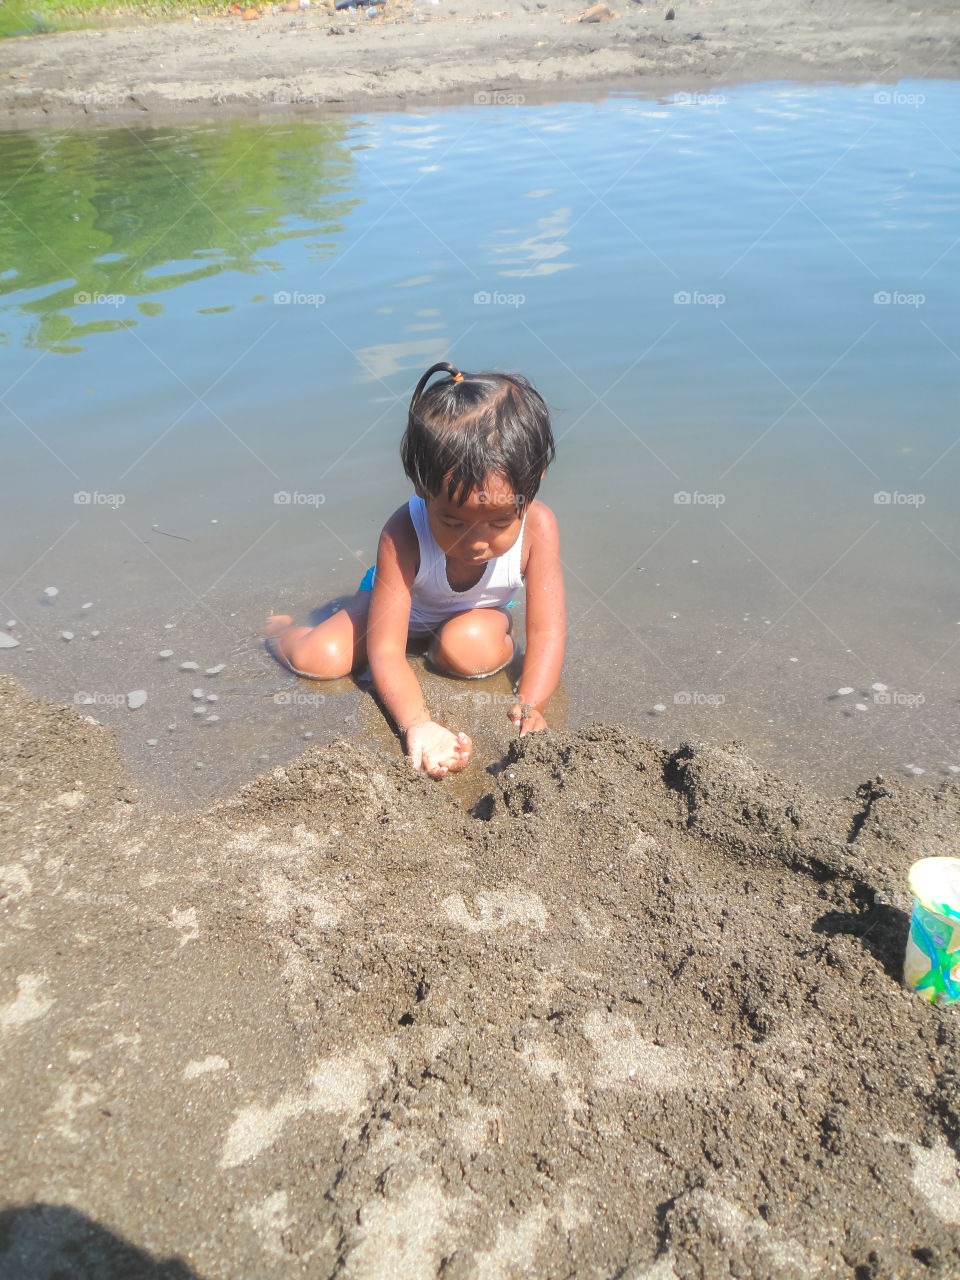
[887,1134,960,1224]
[184,1054,230,1079]
[220,1042,392,1169]
[441,889,547,933]
[248,1190,294,1258]
[344,1174,451,1280]
[0,972,54,1030]
[583,1009,691,1092]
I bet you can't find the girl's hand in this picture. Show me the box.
[508,704,548,736]
[406,721,472,778]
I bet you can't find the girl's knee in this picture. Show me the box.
[432,612,513,677]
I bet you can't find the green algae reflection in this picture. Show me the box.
[0,121,359,353]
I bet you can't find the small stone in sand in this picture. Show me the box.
[193,707,205,716]
[180,662,199,671]
[61,631,74,641]
[146,739,158,746]
[89,631,100,638]
[192,689,204,700]
[837,687,854,695]
[164,623,175,629]
[872,682,888,692]
[303,731,313,739]
[0,633,20,649]
[789,657,799,662]
[127,690,148,710]
[855,703,868,711]
[206,664,225,675]
[206,694,219,703]
[195,762,204,769]
[206,715,220,723]
[81,602,93,610]
[159,649,174,659]
[44,587,58,597]
[653,703,666,712]
[167,724,176,731]
[949,766,960,774]
[6,620,15,628]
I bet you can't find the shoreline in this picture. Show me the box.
[1,0,958,129]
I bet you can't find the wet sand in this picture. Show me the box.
[1,0,958,128]
[2,671,960,1276]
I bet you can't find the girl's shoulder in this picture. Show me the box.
[520,499,559,579]
[379,501,421,578]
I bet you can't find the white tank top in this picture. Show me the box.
[406,494,526,634]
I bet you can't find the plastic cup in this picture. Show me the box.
[903,857,960,1004]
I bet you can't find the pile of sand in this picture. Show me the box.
[1,671,959,1278]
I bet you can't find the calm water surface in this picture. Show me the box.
[1,80,958,804]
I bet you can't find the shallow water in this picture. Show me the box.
[1,80,958,804]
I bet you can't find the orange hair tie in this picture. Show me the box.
[452,371,464,382]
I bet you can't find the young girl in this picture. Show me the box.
[266,361,566,780]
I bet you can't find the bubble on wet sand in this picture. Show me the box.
[127,690,148,710]
[43,587,58,597]
[206,664,226,675]
[81,602,93,610]
[653,704,666,712]
[192,689,204,700]
[193,707,206,716]
[837,687,854,696]
[872,682,888,693]
[855,703,868,712]
[0,633,20,649]
[158,650,174,659]
[180,662,199,671]
[6,620,16,628]
[146,739,158,746]
[206,694,219,703]
[60,631,74,641]
[89,630,100,638]
[206,715,220,723]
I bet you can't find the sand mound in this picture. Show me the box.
[2,674,959,1278]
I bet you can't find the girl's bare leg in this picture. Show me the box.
[428,608,514,678]
[265,593,370,679]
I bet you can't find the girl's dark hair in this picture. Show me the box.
[400,361,555,508]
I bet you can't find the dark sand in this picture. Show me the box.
[1,0,958,128]
[2,671,960,1277]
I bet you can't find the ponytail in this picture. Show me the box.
[410,361,466,408]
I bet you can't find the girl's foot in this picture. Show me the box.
[265,614,293,637]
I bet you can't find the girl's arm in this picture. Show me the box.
[365,508,471,775]
[510,502,565,733]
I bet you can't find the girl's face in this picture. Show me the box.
[424,472,524,567]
